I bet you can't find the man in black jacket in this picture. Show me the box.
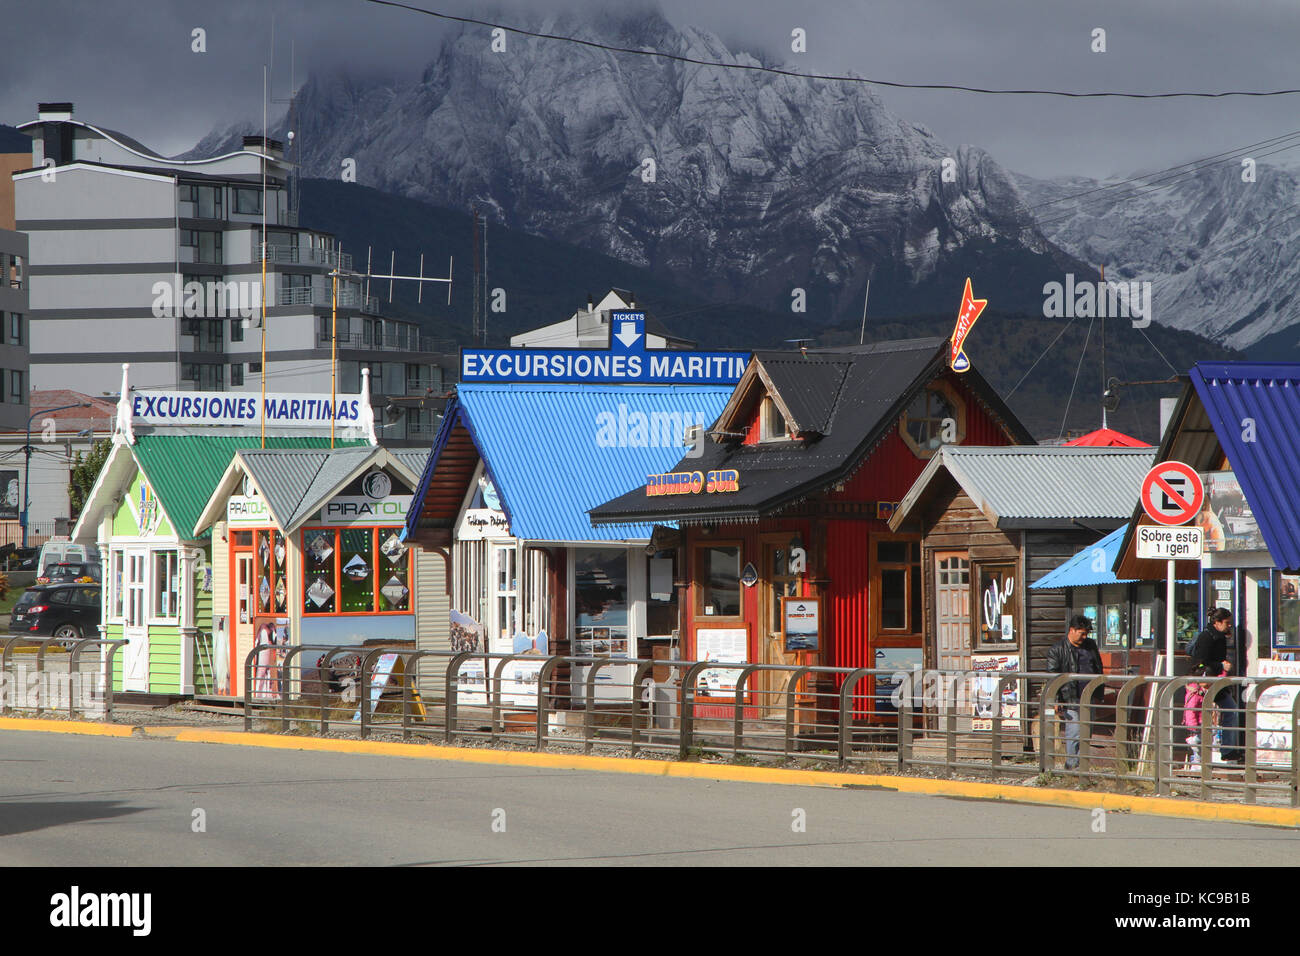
[1047,614,1104,770]
[1191,608,1244,764]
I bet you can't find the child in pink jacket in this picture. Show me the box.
[1184,681,1207,766]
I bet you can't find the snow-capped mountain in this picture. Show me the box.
[1017,163,1300,354]
[189,9,1091,321]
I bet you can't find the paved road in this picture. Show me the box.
[1,730,1297,866]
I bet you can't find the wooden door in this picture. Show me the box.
[758,538,802,714]
[934,551,971,672]
[230,552,254,696]
[122,550,149,692]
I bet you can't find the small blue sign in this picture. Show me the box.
[460,311,749,385]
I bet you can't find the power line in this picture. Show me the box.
[366,0,1300,100]
[1024,128,1300,214]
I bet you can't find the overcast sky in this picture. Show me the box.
[3,0,1299,180]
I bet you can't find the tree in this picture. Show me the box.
[69,438,112,520]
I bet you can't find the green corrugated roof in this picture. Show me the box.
[133,435,366,540]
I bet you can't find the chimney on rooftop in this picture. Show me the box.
[37,102,74,120]
[242,134,284,158]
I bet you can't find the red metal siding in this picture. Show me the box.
[830,373,1014,503]
[827,519,871,670]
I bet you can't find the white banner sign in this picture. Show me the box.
[1136,525,1204,560]
[315,495,412,526]
[227,495,272,527]
[131,391,367,428]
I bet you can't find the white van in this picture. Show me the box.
[37,539,100,576]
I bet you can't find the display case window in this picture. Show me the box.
[1275,573,1300,650]
[974,562,1017,647]
[574,548,629,657]
[303,527,412,615]
[1099,583,1128,649]
[696,545,741,618]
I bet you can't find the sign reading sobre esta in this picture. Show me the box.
[646,469,739,496]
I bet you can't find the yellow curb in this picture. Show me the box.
[0,716,135,737]
[167,728,1300,828]
[138,725,194,737]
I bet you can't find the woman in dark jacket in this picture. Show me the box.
[1190,608,1243,763]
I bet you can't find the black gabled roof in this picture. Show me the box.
[753,350,854,435]
[590,337,1033,525]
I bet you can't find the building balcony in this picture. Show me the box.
[280,286,380,314]
[316,330,457,355]
[261,244,352,271]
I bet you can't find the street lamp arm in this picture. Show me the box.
[22,402,95,550]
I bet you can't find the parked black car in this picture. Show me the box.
[9,584,101,643]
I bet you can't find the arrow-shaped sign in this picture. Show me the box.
[615,321,642,348]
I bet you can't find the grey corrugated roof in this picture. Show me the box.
[239,447,374,530]
[390,449,431,481]
[893,445,1155,528]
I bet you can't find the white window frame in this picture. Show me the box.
[149,549,180,623]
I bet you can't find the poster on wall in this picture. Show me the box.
[1255,659,1300,766]
[875,646,923,713]
[0,470,18,520]
[1197,472,1265,552]
[696,627,747,697]
[970,654,1020,731]
[782,597,820,652]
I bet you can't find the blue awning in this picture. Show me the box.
[1032,524,1198,589]
[1192,363,1300,571]
[409,383,732,542]
[1031,525,1137,589]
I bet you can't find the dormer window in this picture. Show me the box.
[900,381,965,457]
[759,395,794,442]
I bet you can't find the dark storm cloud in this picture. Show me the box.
[2,0,1298,178]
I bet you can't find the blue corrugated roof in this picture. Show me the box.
[1031,525,1137,589]
[415,384,732,542]
[1192,363,1300,571]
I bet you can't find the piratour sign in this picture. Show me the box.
[646,469,739,496]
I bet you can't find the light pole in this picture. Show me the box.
[22,402,91,549]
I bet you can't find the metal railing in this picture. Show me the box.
[279,286,380,314]
[0,636,127,720]
[315,330,454,355]
[261,245,352,271]
[238,646,1300,807]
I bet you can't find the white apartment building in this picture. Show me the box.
[12,103,452,444]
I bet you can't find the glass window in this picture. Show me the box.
[378,530,410,612]
[1276,573,1300,650]
[230,317,243,343]
[303,529,337,614]
[975,563,1017,646]
[234,187,262,215]
[877,539,921,632]
[1133,584,1157,648]
[110,550,124,620]
[574,548,629,658]
[230,362,243,387]
[339,528,374,613]
[1099,583,1128,649]
[901,383,964,456]
[152,550,179,619]
[10,369,22,403]
[697,545,740,617]
[9,312,20,345]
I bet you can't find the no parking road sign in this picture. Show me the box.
[1140,461,1204,526]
